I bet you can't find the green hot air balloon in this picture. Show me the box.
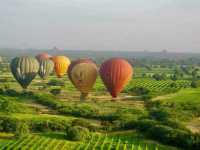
[38,59,54,79]
[10,56,39,89]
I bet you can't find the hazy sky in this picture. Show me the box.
[0,0,200,52]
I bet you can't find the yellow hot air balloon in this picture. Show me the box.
[51,56,70,77]
[68,59,98,101]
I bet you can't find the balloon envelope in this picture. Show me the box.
[10,56,39,89]
[36,53,51,62]
[38,59,54,79]
[68,59,98,99]
[51,56,70,77]
[99,58,133,98]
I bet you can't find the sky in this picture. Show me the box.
[0,0,200,52]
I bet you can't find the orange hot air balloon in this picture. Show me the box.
[36,53,52,62]
[51,56,71,77]
[68,59,98,101]
[99,58,133,98]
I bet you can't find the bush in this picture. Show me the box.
[134,119,158,132]
[126,87,150,96]
[0,115,71,132]
[170,74,178,81]
[152,73,167,81]
[134,119,200,150]
[15,121,30,138]
[30,119,70,132]
[72,119,98,131]
[149,108,170,121]
[147,125,193,149]
[191,80,200,88]
[169,82,177,88]
[4,89,19,96]
[50,88,62,96]
[47,79,65,86]
[0,116,16,132]
[66,126,90,141]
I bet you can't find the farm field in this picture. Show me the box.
[0,56,200,150]
[0,132,180,150]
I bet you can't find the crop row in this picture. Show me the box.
[0,134,159,150]
[129,79,191,92]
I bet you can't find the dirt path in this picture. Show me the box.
[152,93,175,101]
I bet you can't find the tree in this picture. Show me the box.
[65,126,90,141]
[152,73,166,81]
[171,74,178,81]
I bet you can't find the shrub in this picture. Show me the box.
[15,121,30,138]
[0,88,4,94]
[170,74,178,81]
[191,80,200,88]
[134,119,158,132]
[0,115,71,132]
[71,119,98,131]
[50,88,62,96]
[149,108,170,121]
[152,73,166,81]
[0,116,17,132]
[30,119,70,132]
[66,126,90,141]
[169,82,177,88]
[4,89,19,96]
[47,79,65,86]
[147,125,193,149]
[126,87,150,96]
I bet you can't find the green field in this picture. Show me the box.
[0,59,200,150]
[0,132,180,150]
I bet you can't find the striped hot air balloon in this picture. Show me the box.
[99,58,133,98]
[68,59,98,100]
[36,53,51,62]
[51,56,70,78]
[38,59,54,79]
[10,56,39,89]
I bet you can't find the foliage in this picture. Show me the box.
[152,73,167,81]
[15,121,30,138]
[65,126,90,141]
[125,86,150,95]
[191,80,200,88]
[50,88,62,96]
[72,119,99,131]
[47,79,65,86]
[0,115,71,132]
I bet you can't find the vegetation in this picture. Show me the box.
[0,55,200,150]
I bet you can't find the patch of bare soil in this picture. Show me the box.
[57,91,145,110]
[152,94,174,101]
[24,103,56,114]
[186,118,200,133]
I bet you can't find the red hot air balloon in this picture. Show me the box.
[36,53,52,62]
[99,58,133,98]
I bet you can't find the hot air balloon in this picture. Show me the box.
[99,58,133,98]
[36,52,51,62]
[51,56,70,78]
[10,56,39,89]
[68,59,98,101]
[38,59,54,79]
